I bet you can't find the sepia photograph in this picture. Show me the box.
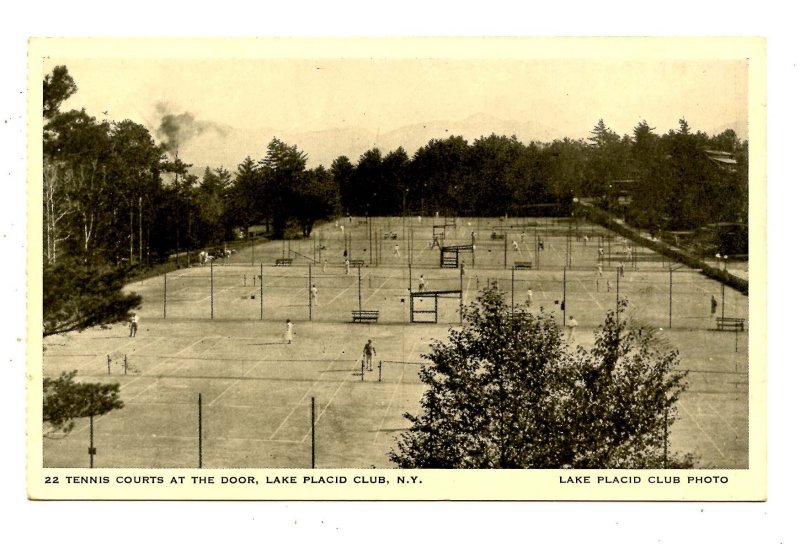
[27,37,765,500]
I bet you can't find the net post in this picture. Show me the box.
[210,260,214,320]
[378,360,382,382]
[361,357,364,381]
[124,354,128,375]
[308,263,312,321]
[107,354,111,375]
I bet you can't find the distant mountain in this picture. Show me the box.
[709,119,749,141]
[376,113,560,155]
[179,113,749,178]
[180,113,561,175]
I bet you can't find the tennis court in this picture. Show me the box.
[42,216,749,468]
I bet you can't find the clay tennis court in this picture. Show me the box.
[42,217,749,468]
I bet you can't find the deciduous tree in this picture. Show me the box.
[390,285,690,469]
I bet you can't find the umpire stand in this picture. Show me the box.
[439,244,475,268]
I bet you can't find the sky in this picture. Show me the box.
[44,39,750,172]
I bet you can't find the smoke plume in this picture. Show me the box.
[155,102,229,157]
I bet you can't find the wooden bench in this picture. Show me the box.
[350,259,365,267]
[490,233,505,240]
[383,232,398,240]
[716,317,745,331]
[352,310,379,323]
[275,258,293,267]
[513,261,532,270]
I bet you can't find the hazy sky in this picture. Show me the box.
[44,41,750,170]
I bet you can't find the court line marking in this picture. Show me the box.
[319,277,358,307]
[677,399,726,458]
[701,400,740,434]
[125,338,226,403]
[208,353,270,406]
[269,357,341,440]
[373,336,423,444]
[44,335,168,374]
[362,276,393,303]
[301,355,364,443]
[86,431,303,445]
[65,337,217,435]
[118,337,210,392]
[572,275,605,311]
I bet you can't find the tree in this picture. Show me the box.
[43,65,77,120]
[43,257,141,337]
[43,370,124,435]
[226,156,263,233]
[390,284,691,469]
[293,166,339,236]
[259,138,308,237]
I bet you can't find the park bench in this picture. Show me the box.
[716,317,745,331]
[352,310,380,323]
[350,259,365,267]
[383,232,398,240]
[490,233,505,240]
[275,258,293,267]
[513,261,532,270]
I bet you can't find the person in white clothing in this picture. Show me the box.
[129,313,139,337]
[566,315,578,342]
[284,319,294,345]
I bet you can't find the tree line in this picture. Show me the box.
[42,65,747,334]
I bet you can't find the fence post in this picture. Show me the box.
[358,265,362,312]
[669,267,673,329]
[511,266,515,314]
[459,267,464,325]
[663,405,668,468]
[311,397,316,469]
[616,266,620,323]
[198,392,203,469]
[163,266,167,319]
[89,412,94,469]
[562,267,566,326]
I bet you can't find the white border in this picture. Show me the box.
[3,1,799,542]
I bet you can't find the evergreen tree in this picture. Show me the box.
[43,370,124,435]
